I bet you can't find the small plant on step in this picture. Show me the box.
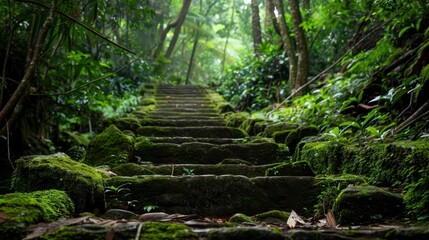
[105,183,139,210]
[182,167,195,175]
[143,204,159,213]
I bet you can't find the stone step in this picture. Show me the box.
[136,126,247,138]
[156,103,215,108]
[106,175,317,216]
[147,137,242,144]
[155,96,210,101]
[155,100,213,105]
[147,115,224,120]
[112,162,314,177]
[152,108,218,113]
[149,111,220,117]
[141,119,225,127]
[134,141,287,164]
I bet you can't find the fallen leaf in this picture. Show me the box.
[325,209,337,229]
[25,216,90,240]
[287,210,305,229]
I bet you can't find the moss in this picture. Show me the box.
[224,112,250,128]
[333,185,404,225]
[265,161,314,176]
[253,210,290,223]
[239,118,267,136]
[139,222,198,240]
[140,96,156,106]
[12,153,105,213]
[104,114,142,132]
[273,130,292,143]
[85,125,134,166]
[284,127,319,154]
[260,123,298,137]
[112,163,157,176]
[208,227,284,240]
[229,213,254,223]
[0,189,73,224]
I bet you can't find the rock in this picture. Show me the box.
[104,113,142,132]
[284,127,319,154]
[12,153,105,213]
[224,112,250,128]
[138,212,169,222]
[265,161,315,176]
[253,210,290,224]
[333,185,404,225]
[85,125,134,166]
[229,213,254,224]
[208,227,284,240]
[0,190,74,240]
[261,123,298,137]
[136,126,248,138]
[103,209,137,220]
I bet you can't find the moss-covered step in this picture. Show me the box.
[39,222,198,240]
[146,115,224,120]
[156,103,215,108]
[147,137,243,144]
[106,175,317,216]
[12,153,105,213]
[152,108,218,114]
[295,139,429,219]
[141,119,225,127]
[0,190,74,240]
[155,99,212,105]
[148,111,220,117]
[134,141,287,164]
[136,126,247,138]
[111,162,310,177]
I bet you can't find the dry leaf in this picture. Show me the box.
[325,209,337,229]
[104,227,115,240]
[287,210,305,228]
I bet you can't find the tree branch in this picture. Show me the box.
[15,0,137,54]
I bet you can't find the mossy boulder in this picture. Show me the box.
[85,125,134,166]
[112,163,157,176]
[260,123,298,137]
[225,112,250,128]
[0,190,74,240]
[12,153,105,213]
[273,130,292,143]
[239,118,267,136]
[333,185,404,225]
[284,127,319,154]
[229,213,254,223]
[253,210,290,224]
[265,161,314,176]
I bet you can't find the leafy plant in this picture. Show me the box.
[105,183,139,210]
[182,167,195,176]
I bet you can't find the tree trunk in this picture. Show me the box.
[289,0,309,96]
[153,0,192,59]
[165,0,192,59]
[273,0,297,85]
[265,0,281,38]
[221,0,236,73]
[251,0,262,56]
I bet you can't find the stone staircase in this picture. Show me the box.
[106,85,317,216]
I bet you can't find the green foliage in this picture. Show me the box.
[218,43,289,110]
[105,183,139,210]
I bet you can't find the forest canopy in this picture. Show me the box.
[0,0,429,158]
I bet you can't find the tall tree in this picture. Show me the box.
[289,0,309,96]
[272,0,297,86]
[250,0,262,56]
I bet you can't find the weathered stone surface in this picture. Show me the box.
[12,153,105,213]
[265,161,315,176]
[147,136,243,144]
[137,126,248,138]
[333,185,404,225]
[112,163,279,177]
[141,118,225,127]
[253,210,290,224]
[106,175,317,216]
[261,123,298,137]
[85,125,134,166]
[208,227,284,240]
[284,127,319,154]
[134,141,287,164]
[104,113,142,131]
[102,209,137,220]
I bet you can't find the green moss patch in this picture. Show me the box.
[253,210,290,224]
[225,112,250,128]
[85,125,134,166]
[12,153,105,213]
[104,113,142,132]
[229,213,254,223]
[260,123,298,137]
[284,127,319,154]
